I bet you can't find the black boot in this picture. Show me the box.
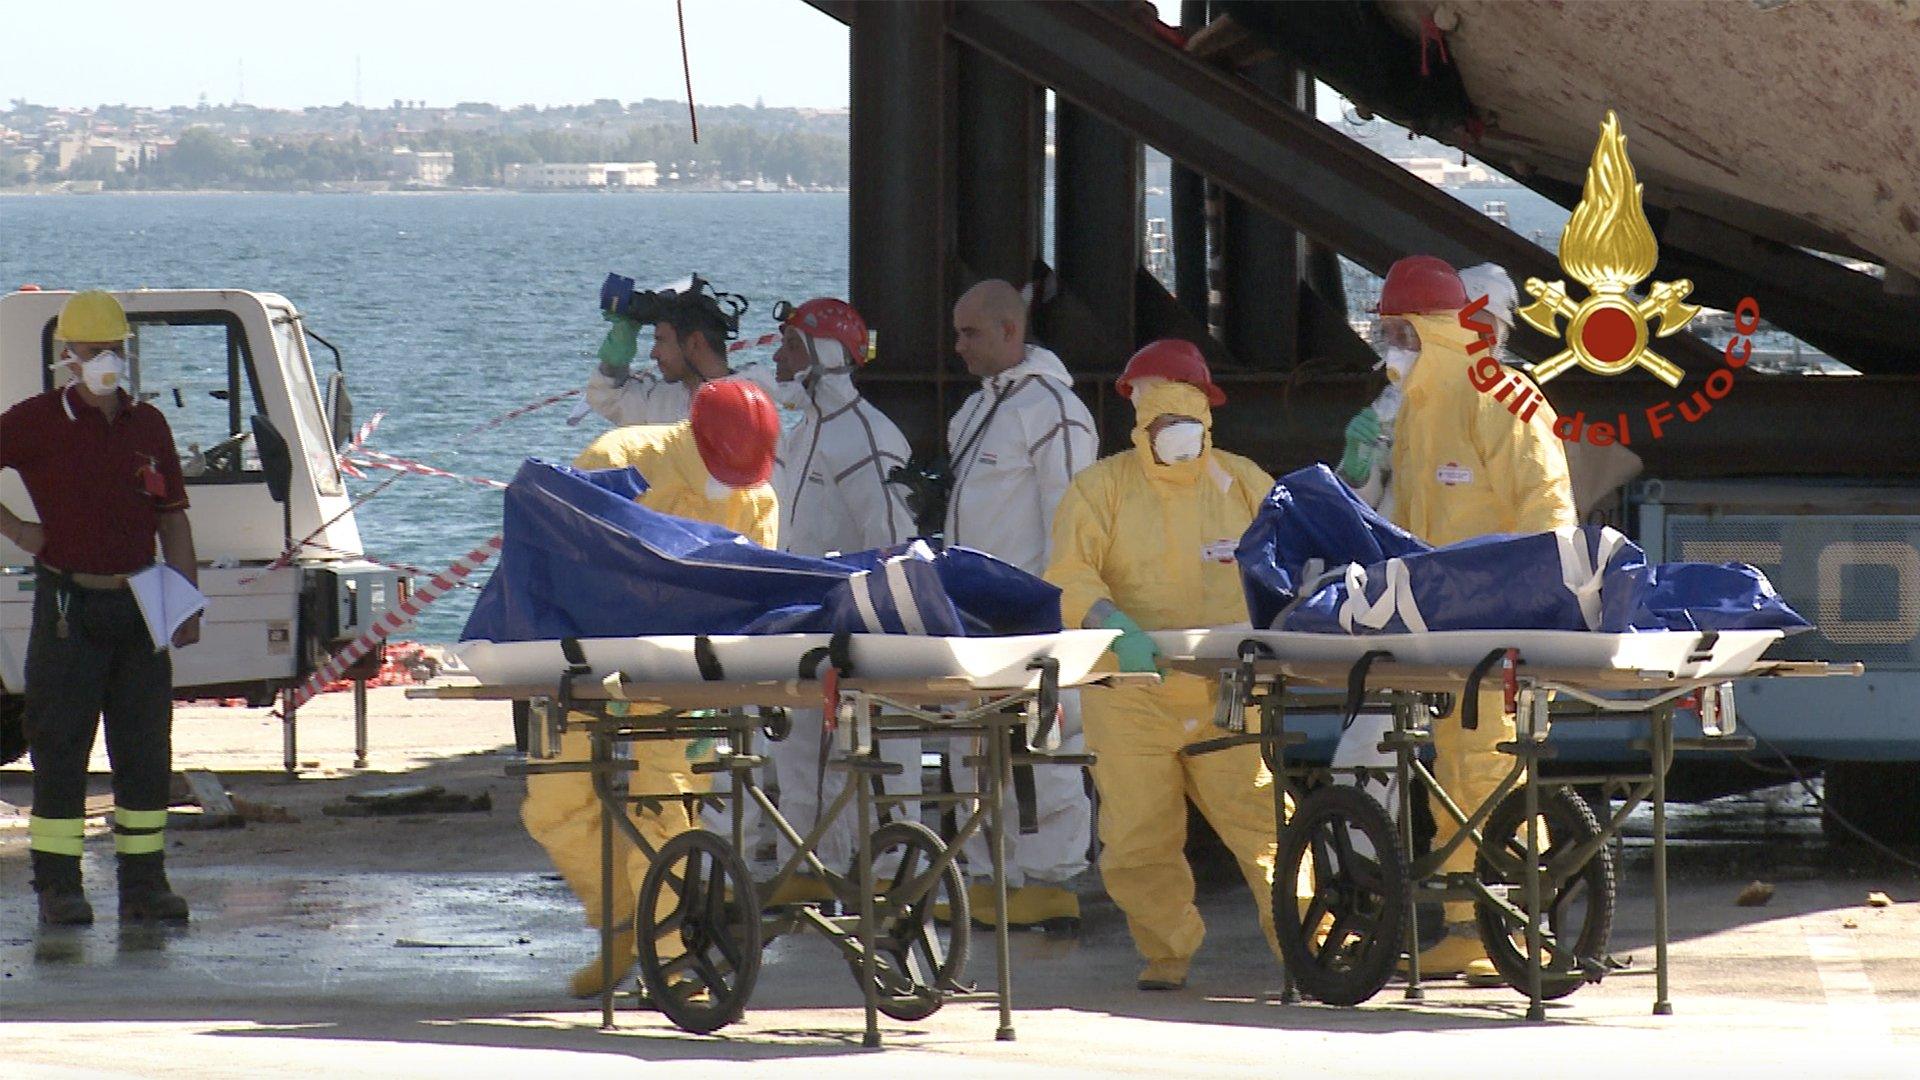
[117,853,190,923]
[31,850,94,927]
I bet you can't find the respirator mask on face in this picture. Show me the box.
[770,377,813,409]
[1151,419,1206,464]
[63,349,128,395]
[1372,317,1422,384]
[1380,346,1419,384]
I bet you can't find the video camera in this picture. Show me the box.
[599,272,748,341]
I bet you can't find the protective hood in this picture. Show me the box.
[1399,312,1482,401]
[774,338,859,415]
[1128,378,1214,485]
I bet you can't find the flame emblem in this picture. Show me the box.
[1519,111,1699,387]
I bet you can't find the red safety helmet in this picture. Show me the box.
[690,379,781,488]
[1375,254,1468,315]
[781,297,869,366]
[1115,339,1227,407]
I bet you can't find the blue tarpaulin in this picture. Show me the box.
[460,459,1062,643]
[1237,465,1810,635]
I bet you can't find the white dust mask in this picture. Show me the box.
[770,375,813,409]
[1380,346,1419,384]
[1151,420,1206,464]
[78,350,128,395]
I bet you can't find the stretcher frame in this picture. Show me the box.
[1166,642,1860,1020]
[413,655,1143,1047]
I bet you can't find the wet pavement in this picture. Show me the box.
[5,799,1920,1078]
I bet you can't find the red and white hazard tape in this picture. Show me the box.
[457,388,581,440]
[240,472,405,585]
[729,331,780,353]
[344,450,509,491]
[280,534,503,713]
[299,537,486,589]
[346,410,387,454]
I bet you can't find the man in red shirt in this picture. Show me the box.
[0,290,200,927]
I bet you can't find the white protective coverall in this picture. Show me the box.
[585,362,777,427]
[945,344,1098,888]
[766,346,921,875]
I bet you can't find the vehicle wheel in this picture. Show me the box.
[846,820,970,1021]
[0,694,26,766]
[1273,784,1408,1006]
[1473,786,1614,1000]
[635,830,763,1034]
[1822,761,1920,848]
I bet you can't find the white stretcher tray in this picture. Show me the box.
[457,630,1121,693]
[1152,627,1786,688]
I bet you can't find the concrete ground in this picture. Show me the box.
[3,685,1919,1078]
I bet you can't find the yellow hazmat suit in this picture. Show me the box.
[520,421,778,994]
[1389,312,1576,971]
[1045,379,1283,985]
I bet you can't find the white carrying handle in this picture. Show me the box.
[1338,557,1428,634]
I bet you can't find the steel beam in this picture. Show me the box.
[849,0,949,398]
[1053,100,1141,369]
[946,0,1724,376]
[1170,0,1211,324]
[956,46,1042,288]
[1220,58,1303,369]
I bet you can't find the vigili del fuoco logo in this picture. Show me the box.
[1466,110,1762,446]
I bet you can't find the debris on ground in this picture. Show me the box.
[394,937,512,949]
[1735,881,1776,907]
[232,796,300,824]
[1867,891,1894,908]
[1843,917,1860,929]
[322,784,492,817]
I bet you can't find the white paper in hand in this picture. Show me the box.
[128,565,208,652]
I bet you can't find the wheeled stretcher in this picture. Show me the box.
[413,629,1135,1045]
[1158,627,1860,1020]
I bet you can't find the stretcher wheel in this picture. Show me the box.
[635,830,764,1033]
[1273,784,1408,1006]
[846,820,970,1021]
[1472,786,1615,1000]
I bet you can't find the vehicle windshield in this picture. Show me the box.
[271,309,345,497]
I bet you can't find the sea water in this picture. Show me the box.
[1,191,850,640]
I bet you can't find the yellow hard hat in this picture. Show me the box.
[54,290,130,343]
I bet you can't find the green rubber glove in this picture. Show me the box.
[1336,406,1382,487]
[597,312,641,373]
[1101,608,1162,673]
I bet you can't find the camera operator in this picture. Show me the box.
[584,276,768,426]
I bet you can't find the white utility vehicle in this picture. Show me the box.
[0,288,407,771]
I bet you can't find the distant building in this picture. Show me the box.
[503,161,658,189]
[1401,156,1496,187]
[392,148,455,186]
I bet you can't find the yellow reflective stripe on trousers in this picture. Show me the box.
[114,808,168,830]
[29,815,86,856]
[114,830,165,855]
[114,807,167,855]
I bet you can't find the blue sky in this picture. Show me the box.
[3,1,855,111]
[0,1,1238,113]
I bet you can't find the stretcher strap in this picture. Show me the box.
[796,630,855,681]
[1686,629,1721,663]
[1554,525,1630,631]
[1461,648,1512,731]
[1011,722,1040,835]
[693,635,725,681]
[559,637,589,673]
[1341,650,1396,731]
